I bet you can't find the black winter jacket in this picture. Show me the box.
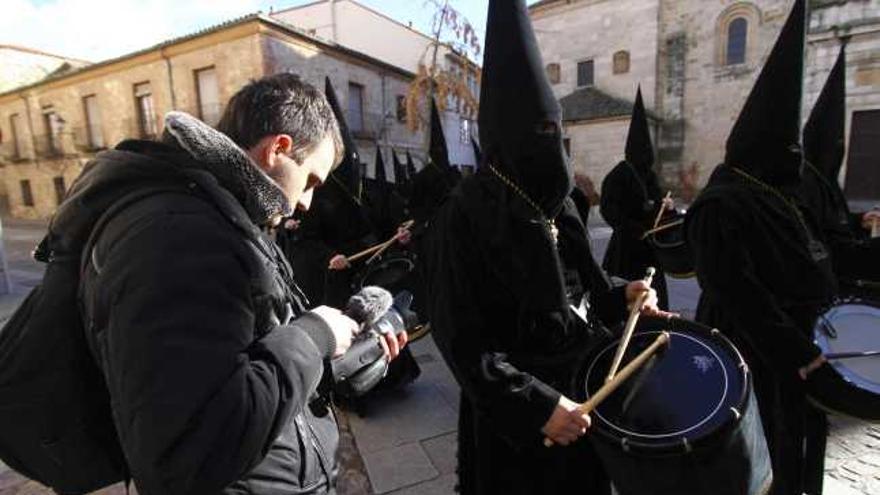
[64,112,339,494]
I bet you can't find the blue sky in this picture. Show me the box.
[2,0,541,63]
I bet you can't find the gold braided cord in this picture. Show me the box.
[730,167,811,236]
[487,163,559,240]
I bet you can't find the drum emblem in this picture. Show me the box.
[692,355,715,374]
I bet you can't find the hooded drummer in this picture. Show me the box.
[422,1,668,493]
[686,2,837,494]
[799,42,880,298]
[600,87,673,309]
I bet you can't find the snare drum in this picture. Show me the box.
[808,299,880,422]
[648,212,695,279]
[574,317,771,495]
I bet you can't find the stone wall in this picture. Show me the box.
[564,116,632,192]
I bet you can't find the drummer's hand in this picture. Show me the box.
[541,395,591,446]
[328,254,350,271]
[798,355,827,381]
[662,197,675,211]
[861,211,880,230]
[396,226,413,245]
[624,281,679,319]
[284,218,301,231]
[376,330,409,362]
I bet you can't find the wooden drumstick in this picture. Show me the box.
[641,219,685,240]
[366,220,415,264]
[543,331,671,447]
[652,192,672,230]
[346,220,415,264]
[605,267,656,384]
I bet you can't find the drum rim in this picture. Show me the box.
[353,253,417,291]
[583,318,753,453]
[813,299,880,396]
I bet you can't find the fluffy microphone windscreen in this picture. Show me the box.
[345,286,394,325]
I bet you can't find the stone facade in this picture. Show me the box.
[531,0,880,197]
[0,15,423,219]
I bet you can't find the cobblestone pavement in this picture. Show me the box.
[0,219,877,495]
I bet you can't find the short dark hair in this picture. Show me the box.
[217,73,343,165]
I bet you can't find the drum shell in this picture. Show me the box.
[809,299,880,422]
[649,220,695,279]
[590,392,771,495]
[573,318,771,495]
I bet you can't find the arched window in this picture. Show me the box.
[613,50,630,75]
[726,18,748,65]
[546,63,561,84]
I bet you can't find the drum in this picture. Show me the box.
[574,316,771,495]
[808,298,880,422]
[648,212,695,279]
[353,250,430,340]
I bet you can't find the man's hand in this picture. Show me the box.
[328,254,350,271]
[310,306,359,358]
[396,226,413,246]
[799,355,827,381]
[661,196,675,212]
[861,211,880,232]
[377,330,409,361]
[542,395,591,446]
[284,218,301,231]
[625,281,679,319]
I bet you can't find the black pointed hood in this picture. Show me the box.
[725,0,806,186]
[429,99,451,170]
[374,147,387,182]
[324,77,363,194]
[471,136,483,166]
[406,151,417,178]
[625,86,655,171]
[804,42,847,182]
[392,149,408,184]
[479,0,571,216]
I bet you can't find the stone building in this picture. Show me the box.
[0,14,423,219]
[0,45,89,94]
[530,0,880,203]
[272,0,481,171]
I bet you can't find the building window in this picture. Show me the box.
[563,137,571,156]
[20,180,34,207]
[195,67,221,126]
[577,60,595,87]
[134,82,157,139]
[83,95,104,150]
[460,118,472,145]
[726,18,748,65]
[42,108,63,156]
[53,176,66,206]
[546,63,561,84]
[613,51,631,75]
[348,83,365,133]
[9,114,25,159]
[396,95,407,123]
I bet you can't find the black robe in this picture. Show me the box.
[800,163,880,297]
[277,180,376,308]
[600,161,669,308]
[687,166,837,495]
[423,172,628,495]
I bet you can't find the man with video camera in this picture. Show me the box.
[74,74,406,494]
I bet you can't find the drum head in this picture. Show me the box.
[811,300,880,421]
[358,255,416,290]
[579,318,748,452]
